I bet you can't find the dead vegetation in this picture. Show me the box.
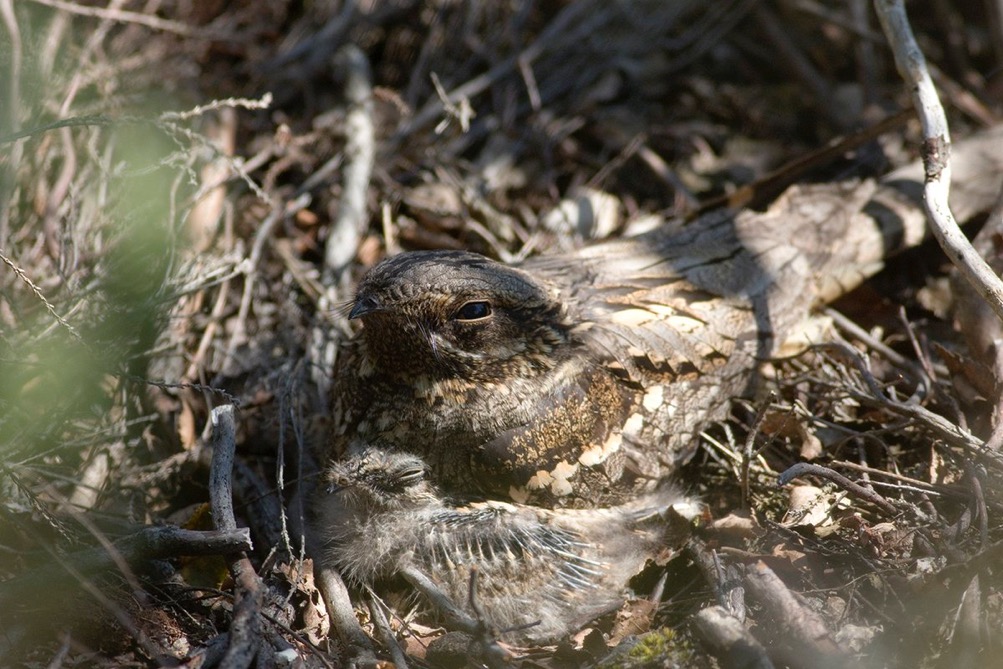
[2,1,1003,667]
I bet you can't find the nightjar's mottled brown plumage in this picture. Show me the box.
[328,180,927,507]
[317,449,689,643]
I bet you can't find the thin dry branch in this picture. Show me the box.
[744,562,846,668]
[208,405,264,668]
[778,462,898,516]
[819,342,998,468]
[875,0,1003,323]
[26,0,218,38]
[694,606,775,669]
[324,45,375,279]
[314,565,378,667]
[0,526,252,605]
[366,598,408,669]
[0,0,22,243]
[398,566,510,669]
[399,565,479,633]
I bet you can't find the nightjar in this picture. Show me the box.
[328,181,910,507]
[317,448,691,643]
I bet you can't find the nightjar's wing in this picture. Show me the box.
[411,503,624,641]
[523,181,912,471]
[419,503,605,596]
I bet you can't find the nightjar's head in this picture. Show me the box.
[348,250,572,381]
[324,449,439,514]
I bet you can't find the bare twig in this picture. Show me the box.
[134,526,254,555]
[0,0,22,244]
[315,564,378,667]
[741,394,774,511]
[367,598,408,669]
[400,566,509,669]
[744,562,846,668]
[965,466,989,548]
[830,460,966,498]
[0,526,252,605]
[987,343,1003,452]
[0,113,116,144]
[324,45,375,279]
[25,0,218,38]
[952,184,1003,362]
[688,537,746,620]
[694,606,775,669]
[223,571,264,669]
[465,568,511,669]
[208,406,240,533]
[825,306,941,381]
[400,565,478,633]
[314,44,376,415]
[778,462,898,516]
[207,405,264,668]
[820,342,992,462]
[220,194,309,375]
[0,248,87,346]
[875,0,1003,323]
[160,94,272,121]
[431,72,475,133]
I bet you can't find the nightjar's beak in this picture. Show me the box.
[326,476,348,494]
[349,294,381,320]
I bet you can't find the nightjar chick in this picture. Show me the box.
[329,181,915,507]
[317,448,692,644]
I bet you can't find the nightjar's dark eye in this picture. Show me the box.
[453,301,492,321]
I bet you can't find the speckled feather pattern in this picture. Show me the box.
[328,182,910,507]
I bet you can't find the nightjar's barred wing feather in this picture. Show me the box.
[518,183,890,488]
